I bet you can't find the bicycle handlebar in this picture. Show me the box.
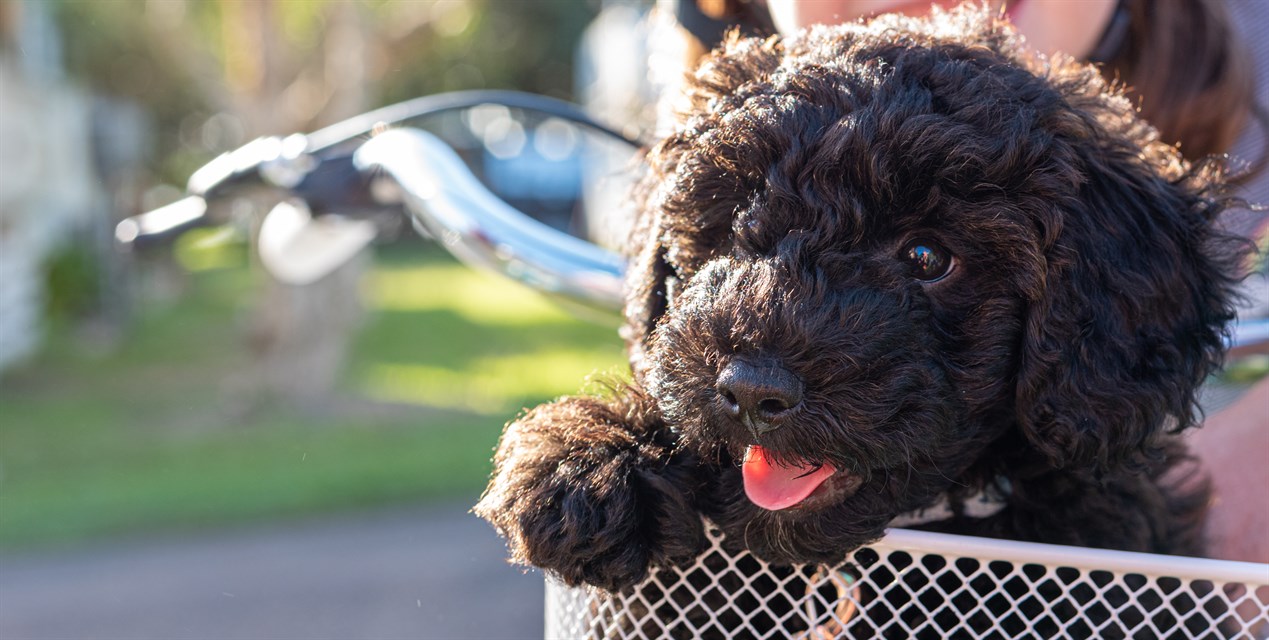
[111,91,1269,352]
[115,90,643,250]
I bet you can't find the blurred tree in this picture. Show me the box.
[50,0,600,410]
[55,0,597,179]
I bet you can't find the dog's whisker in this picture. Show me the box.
[920,448,966,489]
[900,439,915,497]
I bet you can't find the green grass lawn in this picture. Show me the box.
[0,244,626,549]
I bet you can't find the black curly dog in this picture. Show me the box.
[476,6,1247,598]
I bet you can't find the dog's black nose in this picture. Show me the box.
[716,359,803,437]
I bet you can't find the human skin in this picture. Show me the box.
[765,0,1118,59]
[1189,377,1269,564]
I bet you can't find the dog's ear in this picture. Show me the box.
[621,208,674,381]
[620,33,783,381]
[1014,140,1244,474]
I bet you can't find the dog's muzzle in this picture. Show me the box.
[716,358,804,439]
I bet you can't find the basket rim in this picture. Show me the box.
[877,527,1269,585]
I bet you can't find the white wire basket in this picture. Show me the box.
[545,523,1269,639]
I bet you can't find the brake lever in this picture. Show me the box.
[114,132,386,250]
[115,135,302,248]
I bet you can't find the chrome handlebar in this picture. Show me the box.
[354,128,626,321]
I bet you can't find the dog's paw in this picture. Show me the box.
[474,396,705,591]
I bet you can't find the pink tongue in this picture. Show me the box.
[742,446,836,511]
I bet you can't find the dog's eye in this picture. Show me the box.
[903,240,954,282]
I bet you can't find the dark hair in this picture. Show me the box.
[1102,0,1261,169]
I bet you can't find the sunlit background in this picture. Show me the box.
[0,1,673,637]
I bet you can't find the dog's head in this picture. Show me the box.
[622,6,1244,563]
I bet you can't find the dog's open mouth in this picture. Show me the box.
[742,445,863,511]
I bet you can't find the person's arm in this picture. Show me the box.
[1191,376,1269,563]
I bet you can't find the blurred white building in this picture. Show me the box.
[0,1,103,371]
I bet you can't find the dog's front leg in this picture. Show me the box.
[474,389,706,591]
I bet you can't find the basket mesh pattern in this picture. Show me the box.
[546,524,1269,639]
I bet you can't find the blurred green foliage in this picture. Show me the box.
[52,0,599,184]
[373,0,595,104]
[53,0,210,184]
[43,241,102,321]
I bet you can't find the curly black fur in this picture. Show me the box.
[476,5,1247,594]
